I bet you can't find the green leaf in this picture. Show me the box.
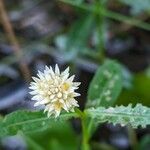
[0,110,77,137]
[117,73,150,106]
[85,104,150,128]
[22,134,44,150]
[87,60,122,108]
[27,121,78,150]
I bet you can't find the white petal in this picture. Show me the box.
[34,101,42,106]
[55,109,61,118]
[62,73,69,81]
[31,95,41,101]
[45,73,51,81]
[29,91,38,95]
[62,103,68,112]
[67,75,75,82]
[73,92,81,97]
[48,111,53,118]
[30,82,37,86]
[73,87,79,90]
[49,66,55,76]
[40,98,50,104]
[51,98,58,102]
[37,90,45,95]
[44,107,48,113]
[29,86,37,90]
[50,94,55,100]
[48,105,54,112]
[37,71,45,80]
[32,77,40,82]
[73,82,81,87]
[59,99,64,103]
[70,99,79,107]
[65,101,71,108]
[44,66,50,73]
[63,94,68,100]
[61,67,69,76]
[55,64,60,75]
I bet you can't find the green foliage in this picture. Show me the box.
[0,110,77,137]
[87,60,122,107]
[56,13,93,60]
[119,0,150,15]
[139,135,150,150]
[60,0,150,31]
[86,104,150,128]
[117,73,150,106]
[25,121,78,150]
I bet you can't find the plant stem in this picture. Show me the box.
[127,125,138,150]
[81,118,90,150]
[75,108,90,150]
[94,0,107,62]
[60,0,150,31]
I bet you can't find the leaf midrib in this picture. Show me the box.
[2,113,77,129]
[87,110,150,118]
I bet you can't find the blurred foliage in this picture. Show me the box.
[55,13,94,61]
[117,73,150,106]
[119,0,150,15]
[139,135,150,150]
[25,121,78,150]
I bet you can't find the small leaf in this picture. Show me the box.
[87,60,122,108]
[85,104,150,128]
[0,110,77,137]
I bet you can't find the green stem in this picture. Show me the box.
[81,118,90,150]
[127,125,138,150]
[59,0,150,31]
[75,108,90,150]
[94,0,106,62]
[87,118,94,137]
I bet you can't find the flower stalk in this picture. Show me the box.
[75,108,90,150]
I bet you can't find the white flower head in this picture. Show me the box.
[29,64,81,118]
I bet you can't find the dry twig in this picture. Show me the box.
[0,0,31,82]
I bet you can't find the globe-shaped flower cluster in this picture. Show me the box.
[29,65,80,117]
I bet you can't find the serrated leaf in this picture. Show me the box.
[0,110,77,137]
[85,104,150,128]
[87,60,122,108]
